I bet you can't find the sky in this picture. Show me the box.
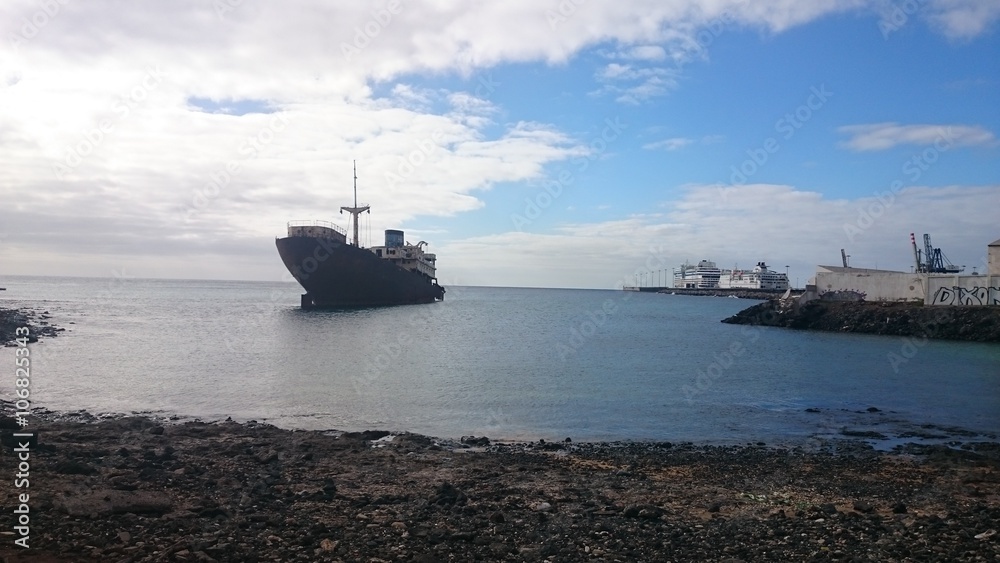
[1,0,998,289]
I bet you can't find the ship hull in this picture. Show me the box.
[276,236,445,308]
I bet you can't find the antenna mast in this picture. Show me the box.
[340,160,370,247]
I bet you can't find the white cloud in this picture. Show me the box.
[923,0,1000,40]
[642,135,723,151]
[643,137,694,151]
[441,184,1000,288]
[0,1,996,282]
[838,122,996,151]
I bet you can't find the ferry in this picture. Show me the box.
[718,262,789,290]
[672,260,722,289]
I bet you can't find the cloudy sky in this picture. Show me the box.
[2,0,998,288]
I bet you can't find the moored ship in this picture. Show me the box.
[275,164,445,308]
[672,260,723,289]
[673,259,788,290]
[718,261,789,290]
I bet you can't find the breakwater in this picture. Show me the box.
[722,299,1000,343]
[661,288,802,300]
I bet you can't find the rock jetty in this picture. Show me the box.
[0,306,63,346]
[722,299,1000,343]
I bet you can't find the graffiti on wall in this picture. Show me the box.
[929,286,1000,306]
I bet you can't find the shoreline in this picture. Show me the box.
[1,407,998,561]
[0,306,64,346]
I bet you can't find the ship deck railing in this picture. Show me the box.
[287,220,348,236]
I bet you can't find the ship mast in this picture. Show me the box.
[340,160,370,247]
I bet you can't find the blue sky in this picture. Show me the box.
[1,1,998,287]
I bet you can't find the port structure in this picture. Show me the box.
[910,233,963,274]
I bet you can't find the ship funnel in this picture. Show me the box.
[385,229,404,248]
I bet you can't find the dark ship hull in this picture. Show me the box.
[276,236,445,308]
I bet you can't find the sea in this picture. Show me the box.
[2,275,998,447]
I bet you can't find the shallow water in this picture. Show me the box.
[2,276,998,444]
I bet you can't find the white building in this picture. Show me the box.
[807,237,1000,306]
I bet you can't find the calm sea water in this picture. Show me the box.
[2,275,998,444]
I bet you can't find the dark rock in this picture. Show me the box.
[0,417,20,430]
[841,429,887,440]
[54,460,98,475]
[820,503,838,514]
[853,500,875,514]
[624,504,662,519]
[892,502,907,514]
[430,482,466,506]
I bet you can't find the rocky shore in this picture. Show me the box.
[0,307,63,346]
[1,408,998,562]
[722,299,1000,343]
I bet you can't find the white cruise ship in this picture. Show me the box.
[674,260,789,290]
[718,262,789,290]
[673,260,723,289]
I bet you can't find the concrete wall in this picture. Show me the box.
[813,269,1000,306]
[814,270,924,302]
[926,275,1000,306]
[990,244,1000,276]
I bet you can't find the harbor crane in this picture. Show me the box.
[910,233,963,274]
